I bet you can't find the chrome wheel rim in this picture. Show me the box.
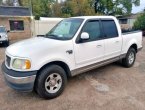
[128,52,135,64]
[45,73,62,94]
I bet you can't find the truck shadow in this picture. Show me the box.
[7,62,123,100]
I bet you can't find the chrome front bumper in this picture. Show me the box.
[0,39,8,43]
[3,72,36,84]
[2,62,37,92]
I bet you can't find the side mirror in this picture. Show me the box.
[80,32,89,40]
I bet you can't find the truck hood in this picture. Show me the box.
[6,37,66,57]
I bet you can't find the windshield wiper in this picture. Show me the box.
[45,34,60,39]
[37,35,45,37]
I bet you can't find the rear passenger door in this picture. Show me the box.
[101,19,122,60]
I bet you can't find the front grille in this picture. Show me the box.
[6,55,11,67]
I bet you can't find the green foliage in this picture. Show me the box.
[19,0,29,6]
[2,0,140,19]
[55,0,97,17]
[32,0,51,19]
[19,0,54,19]
[133,12,145,30]
[1,0,14,6]
[94,0,140,15]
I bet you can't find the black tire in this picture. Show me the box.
[4,41,9,47]
[35,65,67,99]
[122,48,136,68]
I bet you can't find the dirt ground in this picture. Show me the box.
[0,38,145,110]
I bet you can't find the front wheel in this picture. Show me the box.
[122,48,136,68]
[35,65,67,99]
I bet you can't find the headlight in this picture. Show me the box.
[2,35,7,38]
[12,58,31,70]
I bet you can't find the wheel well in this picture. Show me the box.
[130,44,137,53]
[38,61,72,78]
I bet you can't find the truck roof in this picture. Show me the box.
[71,16,117,20]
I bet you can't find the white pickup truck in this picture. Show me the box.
[2,16,142,99]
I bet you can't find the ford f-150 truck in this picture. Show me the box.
[2,16,143,99]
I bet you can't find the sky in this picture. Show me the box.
[132,0,145,13]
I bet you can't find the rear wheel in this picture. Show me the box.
[122,48,136,68]
[35,65,67,99]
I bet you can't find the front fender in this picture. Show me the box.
[31,54,75,72]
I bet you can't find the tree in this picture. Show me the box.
[57,0,96,17]
[19,0,29,6]
[94,0,140,15]
[16,0,141,19]
[0,0,2,5]
[133,12,145,30]
[94,0,113,14]
[19,0,55,19]
[1,0,14,6]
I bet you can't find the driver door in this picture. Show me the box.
[74,20,105,68]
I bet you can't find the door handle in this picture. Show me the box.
[115,41,119,43]
[66,50,73,54]
[96,45,102,48]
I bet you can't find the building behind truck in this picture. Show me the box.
[0,6,32,41]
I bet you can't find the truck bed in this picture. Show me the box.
[121,30,142,55]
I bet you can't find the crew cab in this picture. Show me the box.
[2,16,143,99]
[0,26,9,46]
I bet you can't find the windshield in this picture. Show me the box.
[46,18,84,40]
[0,27,6,33]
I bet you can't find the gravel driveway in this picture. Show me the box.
[0,38,145,110]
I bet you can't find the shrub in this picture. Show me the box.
[133,12,145,30]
